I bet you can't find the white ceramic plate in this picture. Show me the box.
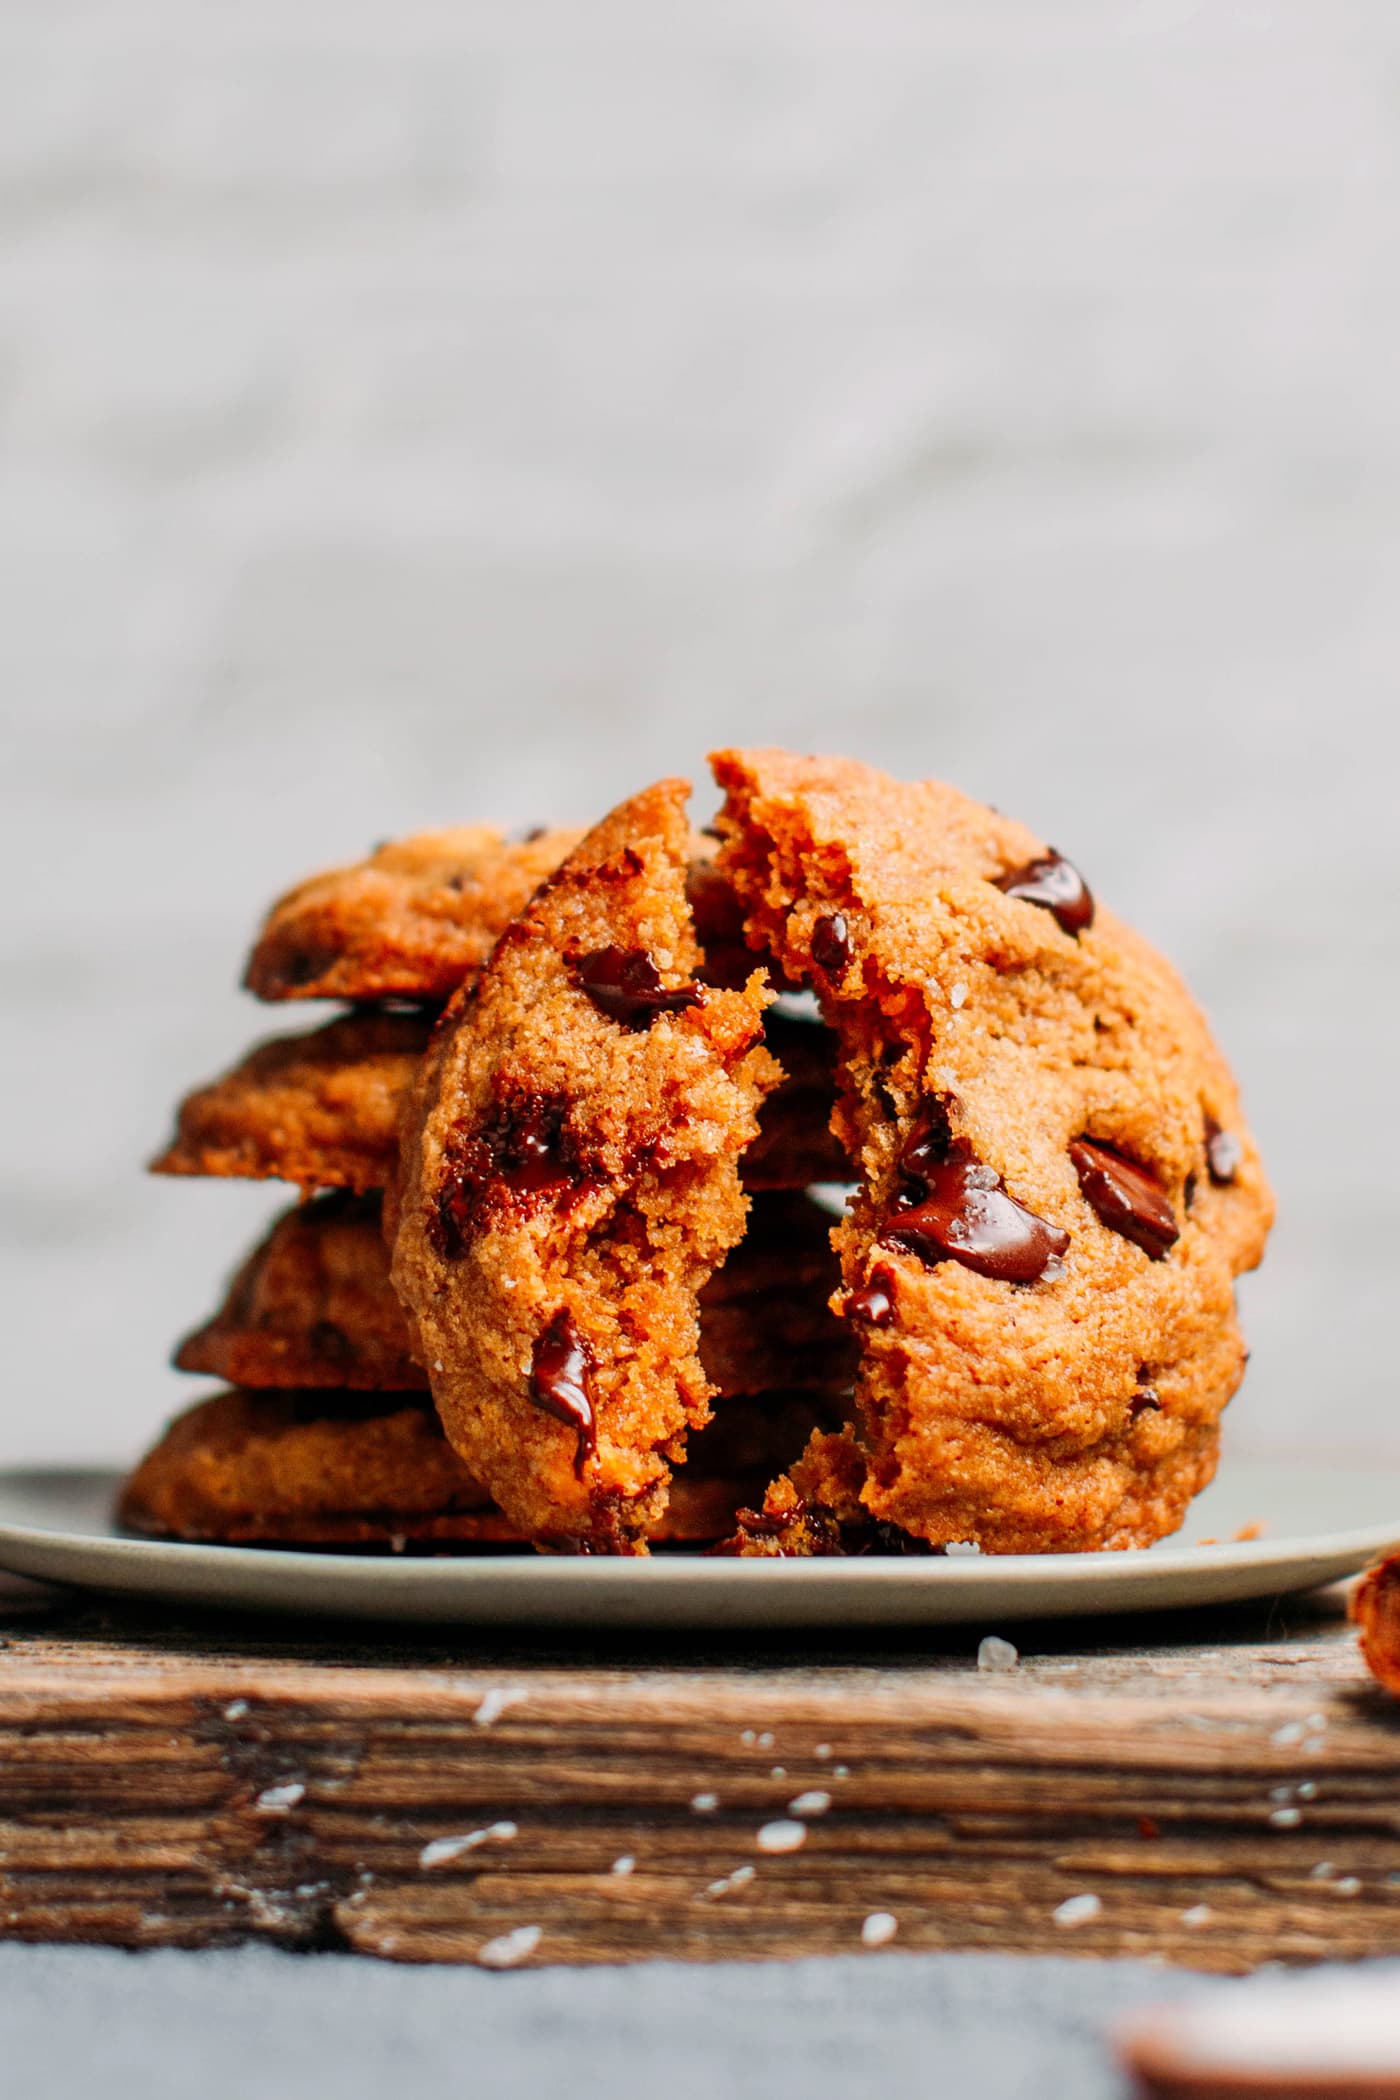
[0,1459,1392,1628]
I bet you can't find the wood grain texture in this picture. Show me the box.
[0,1584,1398,1971]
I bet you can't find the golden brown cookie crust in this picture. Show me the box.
[117,1388,499,1543]
[174,1192,428,1391]
[390,778,781,1550]
[711,748,1274,1554]
[150,1009,434,1193]
[244,827,584,1004]
[151,1010,830,1198]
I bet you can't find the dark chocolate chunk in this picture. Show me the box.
[1204,1114,1243,1186]
[810,912,852,975]
[1128,1386,1162,1418]
[846,1267,896,1327]
[994,849,1095,936]
[896,1097,960,1186]
[575,945,703,1030]
[1069,1138,1179,1260]
[879,1097,1069,1283]
[882,1157,1070,1284]
[529,1310,597,1477]
[431,1091,584,1257]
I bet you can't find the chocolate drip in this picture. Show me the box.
[994,850,1095,936]
[575,946,702,1030]
[1069,1138,1179,1261]
[529,1310,597,1477]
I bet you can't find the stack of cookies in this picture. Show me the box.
[123,751,1274,1558]
[124,820,859,1550]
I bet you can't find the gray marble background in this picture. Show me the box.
[2,0,1396,1469]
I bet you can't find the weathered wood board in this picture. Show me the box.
[0,1578,1397,1971]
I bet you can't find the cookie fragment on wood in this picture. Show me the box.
[1351,1552,1400,1694]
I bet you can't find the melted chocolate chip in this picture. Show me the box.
[575,946,703,1030]
[1069,1138,1179,1261]
[994,850,1095,937]
[881,1157,1071,1284]
[846,1266,897,1327]
[529,1310,597,1477]
[1204,1115,1243,1186]
[810,912,851,975]
[1129,1386,1162,1418]
[432,1092,584,1257]
[877,1098,1068,1284]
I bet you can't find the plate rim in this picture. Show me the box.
[0,1459,1395,1593]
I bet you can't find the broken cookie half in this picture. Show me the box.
[708,748,1274,1556]
[388,778,782,1552]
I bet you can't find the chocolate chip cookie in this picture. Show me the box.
[389,778,782,1551]
[120,1387,834,1548]
[174,1192,428,1391]
[176,1188,856,1403]
[244,826,584,1004]
[152,1009,832,1197]
[711,748,1273,1554]
[150,1009,434,1193]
